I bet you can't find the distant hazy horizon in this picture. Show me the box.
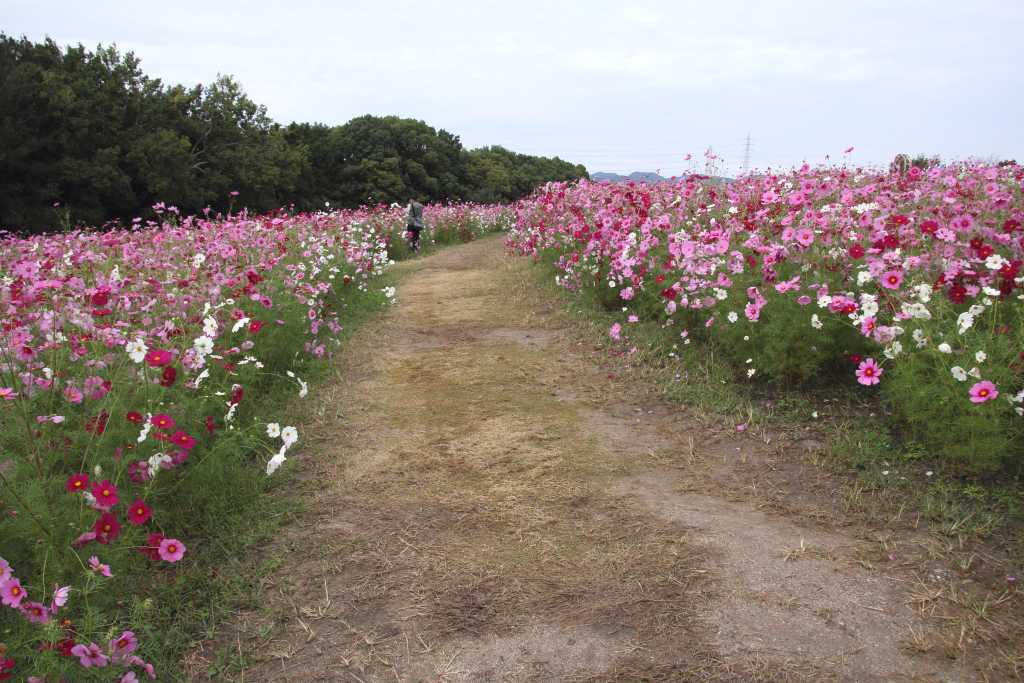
[5,0,1022,177]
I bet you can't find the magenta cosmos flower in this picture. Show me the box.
[969,380,999,403]
[144,349,173,367]
[856,358,883,386]
[90,480,119,510]
[158,538,186,563]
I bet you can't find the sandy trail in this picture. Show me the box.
[193,237,973,682]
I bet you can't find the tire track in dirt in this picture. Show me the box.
[189,237,974,682]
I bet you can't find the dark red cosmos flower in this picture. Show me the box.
[660,287,677,301]
[248,319,264,334]
[126,411,144,424]
[93,512,122,544]
[90,290,110,307]
[0,657,14,681]
[85,411,109,435]
[205,415,217,434]
[169,431,196,450]
[948,284,967,304]
[230,386,244,405]
[849,354,863,364]
[126,498,152,526]
[920,219,938,235]
[159,366,177,387]
[1004,218,1021,234]
[139,532,166,561]
[65,473,89,493]
[848,244,865,259]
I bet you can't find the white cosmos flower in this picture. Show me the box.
[192,253,206,268]
[968,366,982,379]
[975,350,987,363]
[914,284,932,303]
[193,336,214,356]
[937,342,952,354]
[912,329,928,348]
[884,341,903,359]
[125,338,148,363]
[856,270,873,286]
[297,378,308,398]
[957,312,974,335]
[811,314,823,329]
[203,316,218,336]
[747,368,756,377]
[266,446,287,475]
[727,311,739,323]
[266,422,281,438]
[231,317,250,333]
[281,426,298,447]
[951,366,968,381]
[985,254,1006,270]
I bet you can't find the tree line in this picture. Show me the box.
[0,35,588,233]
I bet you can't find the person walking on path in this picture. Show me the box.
[406,198,425,253]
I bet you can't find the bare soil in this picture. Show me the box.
[187,237,1015,682]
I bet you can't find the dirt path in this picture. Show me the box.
[194,237,976,682]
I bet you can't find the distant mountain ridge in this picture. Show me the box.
[592,171,732,185]
[591,171,669,183]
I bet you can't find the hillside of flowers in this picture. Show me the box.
[0,202,509,681]
[508,162,1024,473]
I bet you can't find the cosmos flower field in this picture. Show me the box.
[508,161,1023,472]
[0,203,510,681]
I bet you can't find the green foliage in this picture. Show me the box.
[0,34,589,233]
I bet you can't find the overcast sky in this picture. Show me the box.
[6,0,1023,176]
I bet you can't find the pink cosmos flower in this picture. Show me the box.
[158,538,186,563]
[50,585,70,612]
[856,358,883,386]
[109,630,138,660]
[70,642,110,668]
[63,386,84,404]
[0,556,10,583]
[880,270,903,290]
[0,387,17,400]
[88,556,113,578]
[795,228,815,247]
[1,578,27,607]
[969,380,999,403]
[125,655,156,679]
[609,323,622,341]
[20,600,49,623]
[121,673,140,683]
